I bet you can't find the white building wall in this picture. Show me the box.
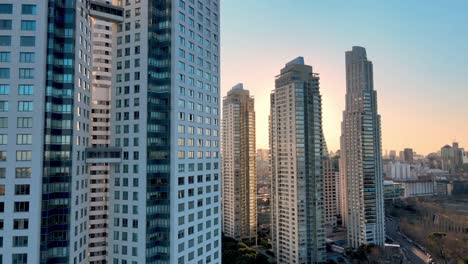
[0,1,47,263]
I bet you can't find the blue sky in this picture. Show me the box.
[221,0,468,154]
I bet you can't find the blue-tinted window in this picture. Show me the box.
[0,68,10,79]
[0,52,10,62]
[20,36,35,46]
[18,85,33,95]
[19,68,34,79]
[0,20,12,30]
[19,52,34,63]
[0,36,11,46]
[21,20,36,31]
[0,4,12,14]
[21,5,36,15]
[0,84,9,95]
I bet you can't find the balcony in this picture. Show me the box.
[89,1,124,23]
[85,147,122,164]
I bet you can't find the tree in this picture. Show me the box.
[428,232,448,264]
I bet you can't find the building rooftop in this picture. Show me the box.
[285,56,304,67]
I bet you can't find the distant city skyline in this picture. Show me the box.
[221,0,468,154]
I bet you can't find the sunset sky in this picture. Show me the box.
[220,0,468,155]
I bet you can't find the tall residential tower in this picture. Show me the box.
[222,83,257,244]
[270,57,326,263]
[340,46,385,248]
[0,0,221,263]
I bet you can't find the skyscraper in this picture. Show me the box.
[109,1,222,263]
[270,57,326,263]
[340,47,385,248]
[441,142,464,174]
[323,154,340,236]
[222,83,257,245]
[0,0,221,263]
[403,148,414,163]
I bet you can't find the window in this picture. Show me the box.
[20,36,35,46]
[0,4,12,14]
[18,101,33,111]
[16,150,32,161]
[0,151,5,161]
[14,201,29,212]
[13,236,28,247]
[16,167,31,178]
[13,219,29,230]
[19,68,34,79]
[19,52,35,63]
[0,68,10,78]
[0,52,10,62]
[0,184,4,195]
[12,253,28,263]
[0,84,9,94]
[16,134,32,145]
[22,4,36,15]
[21,20,36,30]
[18,84,33,95]
[0,19,12,30]
[15,184,30,195]
[17,117,32,128]
[0,134,6,144]
[0,168,4,178]
[0,117,7,128]
[0,101,8,111]
[0,36,11,46]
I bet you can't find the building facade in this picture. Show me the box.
[403,148,413,163]
[441,143,465,174]
[0,0,221,263]
[270,57,326,263]
[323,156,340,235]
[339,47,385,248]
[109,1,221,263]
[222,83,257,244]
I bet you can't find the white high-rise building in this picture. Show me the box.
[109,0,221,263]
[0,0,221,263]
[222,83,257,244]
[340,46,385,248]
[270,57,326,263]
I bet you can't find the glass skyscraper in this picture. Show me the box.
[340,46,385,248]
[270,57,326,264]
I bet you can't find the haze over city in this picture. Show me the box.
[221,0,468,154]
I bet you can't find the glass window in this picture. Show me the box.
[0,68,10,78]
[0,19,12,30]
[18,101,33,111]
[19,52,35,63]
[20,36,35,47]
[0,84,9,94]
[0,117,6,128]
[22,4,36,15]
[0,52,10,62]
[0,134,6,144]
[17,117,32,128]
[19,68,34,79]
[0,36,11,46]
[0,4,12,14]
[16,150,32,161]
[0,101,8,111]
[15,167,31,178]
[21,20,36,31]
[16,134,32,145]
[18,85,33,95]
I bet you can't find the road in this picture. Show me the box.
[386,217,431,264]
